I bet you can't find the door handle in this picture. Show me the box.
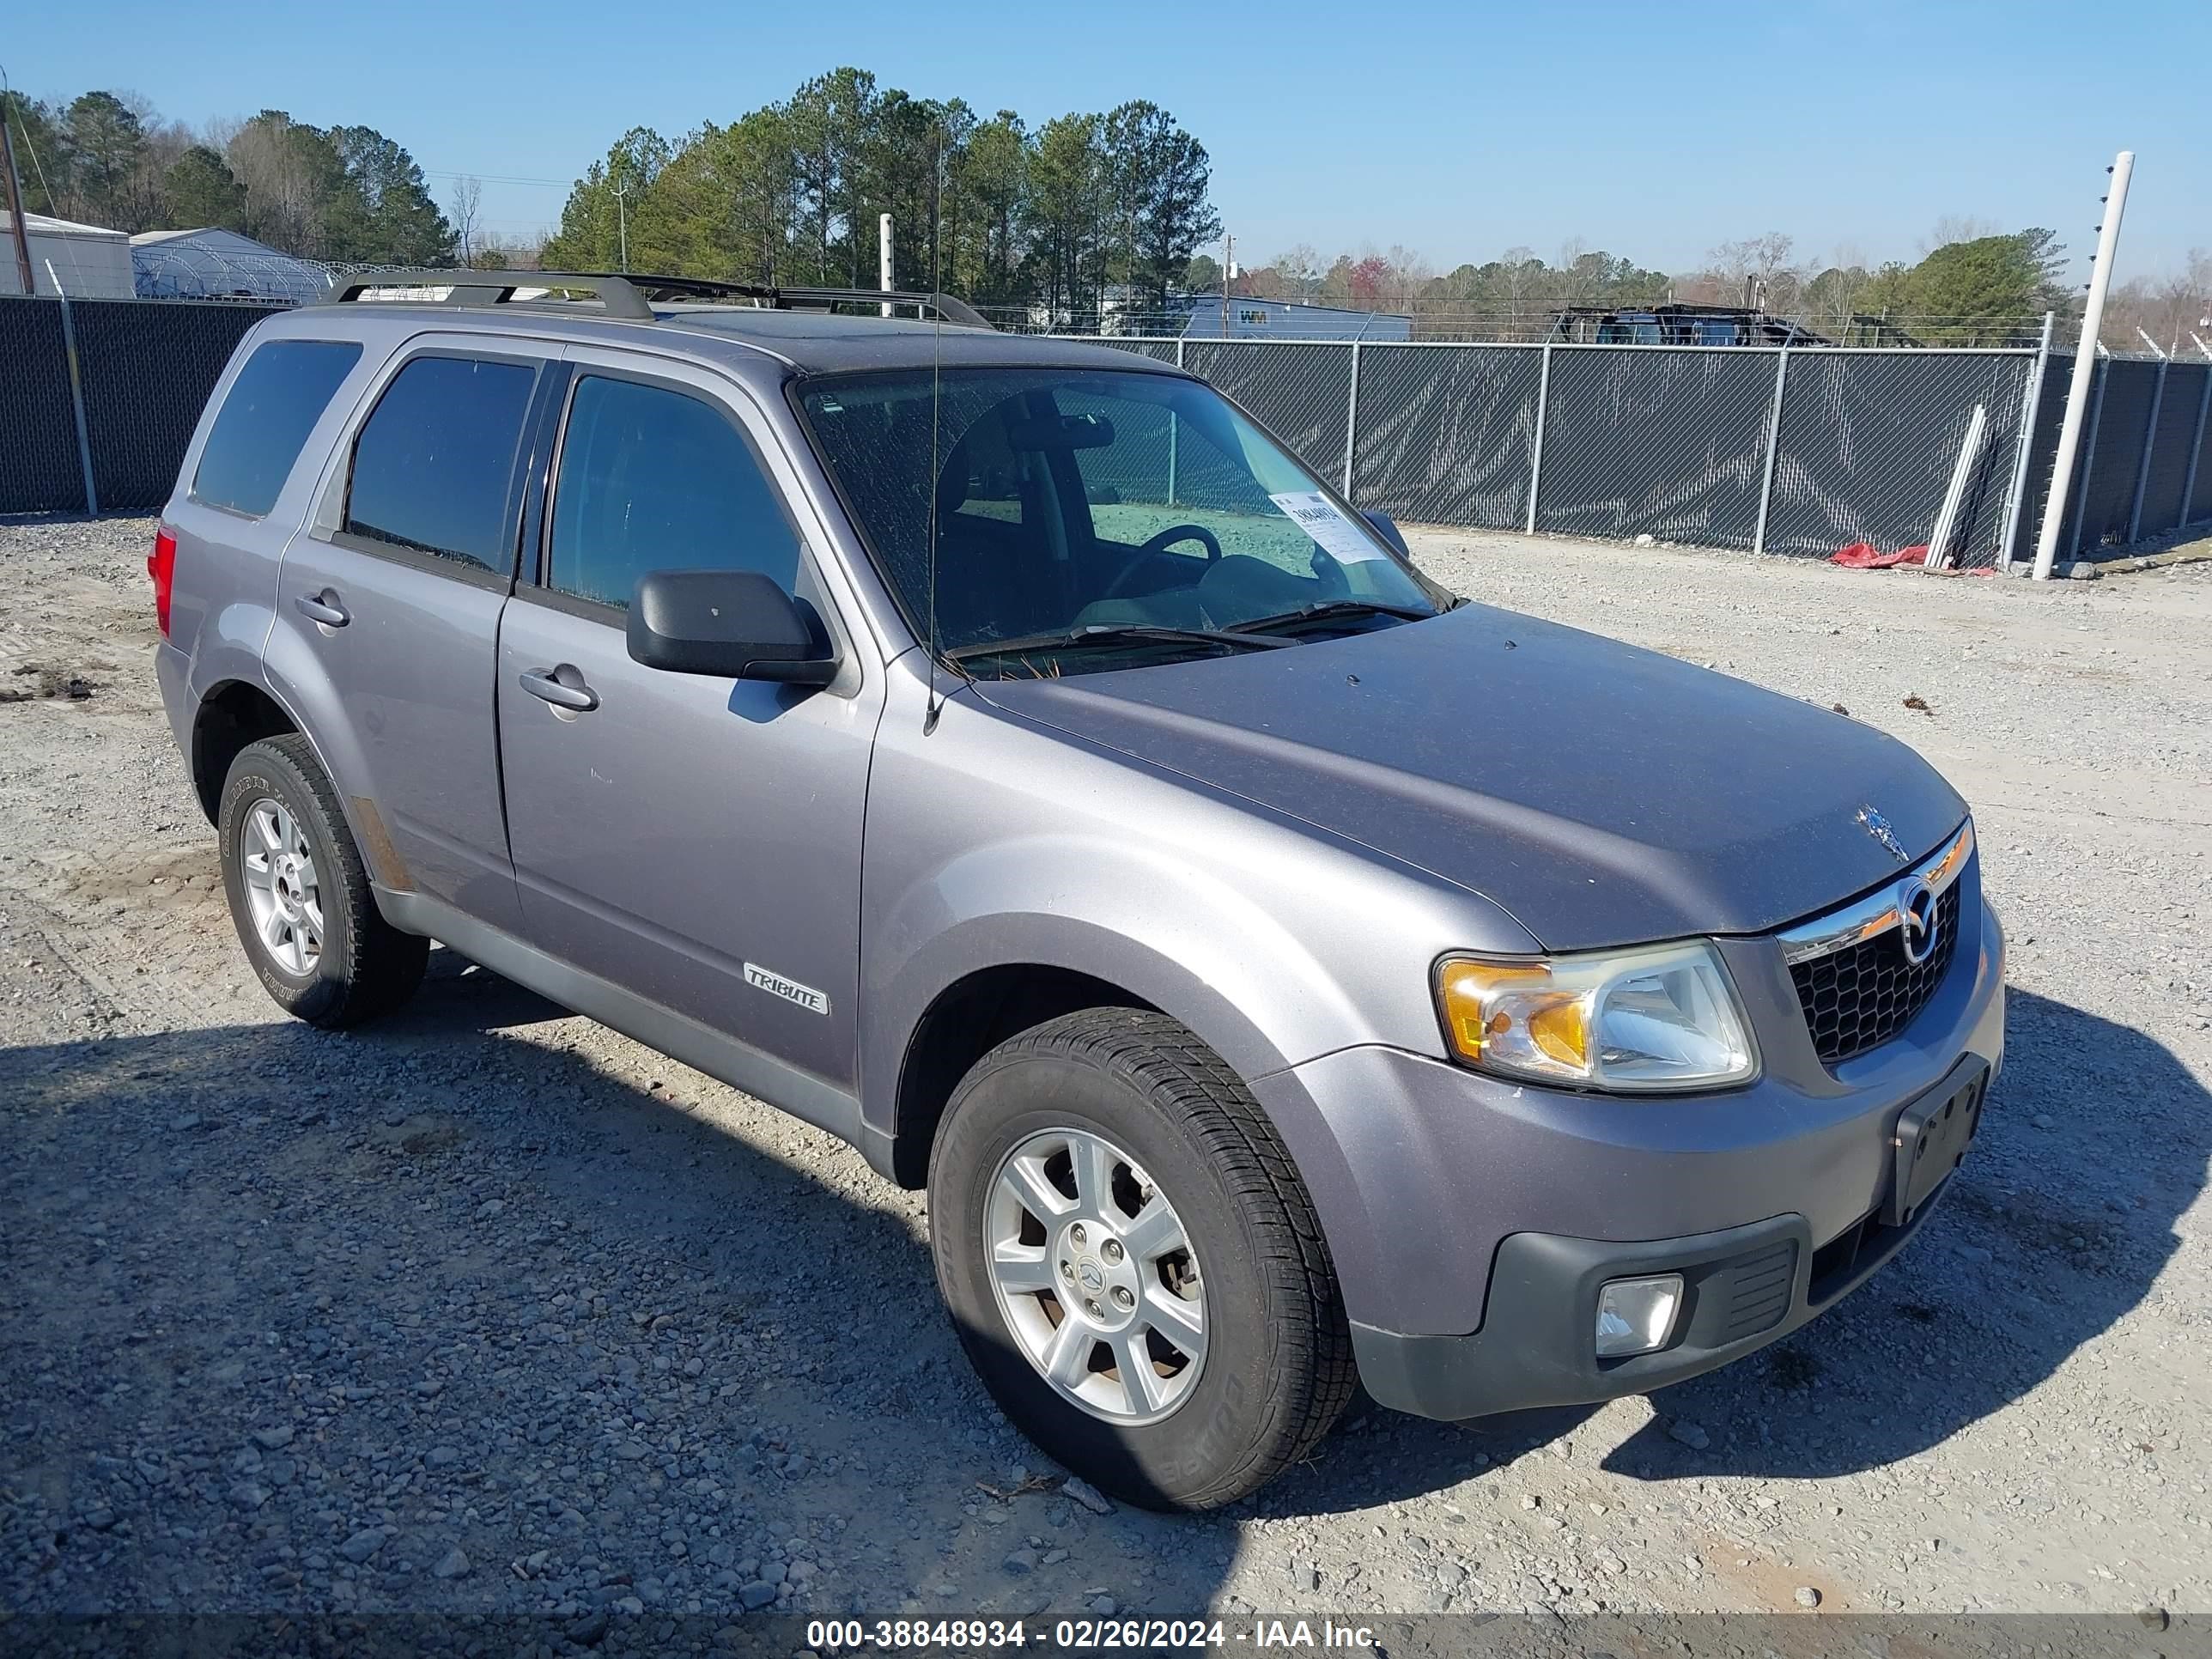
[519,665,599,713]
[295,591,349,628]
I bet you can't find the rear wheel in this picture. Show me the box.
[218,734,427,1027]
[929,1009,1354,1510]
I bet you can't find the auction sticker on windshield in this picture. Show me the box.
[1268,491,1389,562]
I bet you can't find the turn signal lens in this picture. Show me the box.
[1437,941,1757,1092]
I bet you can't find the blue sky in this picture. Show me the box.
[10,0,2207,283]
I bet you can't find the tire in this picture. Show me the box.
[929,1008,1355,1510]
[217,733,428,1028]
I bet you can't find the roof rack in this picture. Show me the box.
[317,269,994,329]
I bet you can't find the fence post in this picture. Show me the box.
[1751,346,1791,555]
[2182,364,2212,530]
[1341,341,1362,496]
[1524,342,1553,534]
[2127,355,2169,544]
[2065,354,2111,560]
[1996,312,2056,571]
[52,287,100,516]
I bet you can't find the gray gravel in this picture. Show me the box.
[2,514,2207,1623]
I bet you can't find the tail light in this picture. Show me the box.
[149,526,177,638]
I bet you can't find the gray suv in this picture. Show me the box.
[151,271,2003,1510]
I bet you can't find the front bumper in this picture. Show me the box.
[1352,1151,1959,1420]
[1245,883,2004,1420]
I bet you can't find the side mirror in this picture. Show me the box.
[627,569,839,688]
[1360,508,1410,557]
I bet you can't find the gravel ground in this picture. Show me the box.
[2,514,2208,1634]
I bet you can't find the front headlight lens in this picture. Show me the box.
[1437,940,1757,1091]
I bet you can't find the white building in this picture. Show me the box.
[0,211,135,298]
[131,228,335,304]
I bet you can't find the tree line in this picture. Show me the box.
[8,80,2207,350]
[2,88,456,266]
[538,68,1221,320]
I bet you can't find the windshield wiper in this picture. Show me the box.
[1223,598,1438,635]
[945,623,1294,665]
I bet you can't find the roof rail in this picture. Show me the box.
[318,270,657,320]
[317,268,996,330]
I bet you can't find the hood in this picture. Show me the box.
[975,604,1966,951]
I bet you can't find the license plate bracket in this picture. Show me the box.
[1887,1064,1987,1228]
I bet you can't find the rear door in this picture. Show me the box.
[269,337,557,932]
[496,348,878,1099]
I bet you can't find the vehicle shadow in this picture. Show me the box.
[1237,986,2206,1515]
[3,970,2196,1620]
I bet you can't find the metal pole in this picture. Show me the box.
[2180,364,2212,528]
[878,212,893,318]
[2033,148,2134,579]
[1341,341,1362,495]
[2066,354,2111,562]
[48,260,98,514]
[1751,347,1791,555]
[1997,312,2056,570]
[2128,353,2169,543]
[1,102,33,295]
[1923,403,1989,569]
[615,180,629,273]
[1524,342,1553,534]
[1220,233,1231,339]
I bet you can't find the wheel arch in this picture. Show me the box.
[886,963,1157,1188]
[190,678,299,824]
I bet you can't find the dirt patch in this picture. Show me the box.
[1,663,101,702]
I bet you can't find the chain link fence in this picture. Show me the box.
[5,294,2209,572]
[1094,331,2211,568]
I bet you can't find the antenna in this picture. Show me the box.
[923,134,946,735]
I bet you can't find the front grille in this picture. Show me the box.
[1790,882,1960,1064]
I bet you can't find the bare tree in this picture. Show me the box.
[1920,215,2000,256]
[449,174,483,264]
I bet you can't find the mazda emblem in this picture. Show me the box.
[1897,877,1939,965]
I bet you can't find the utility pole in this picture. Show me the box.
[2033,149,2134,580]
[1,67,35,296]
[613,177,631,274]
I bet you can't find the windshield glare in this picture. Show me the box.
[799,368,1443,672]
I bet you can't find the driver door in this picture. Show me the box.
[496,349,879,1101]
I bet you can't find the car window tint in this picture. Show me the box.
[344,356,538,570]
[547,375,802,609]
[191,339,362,518]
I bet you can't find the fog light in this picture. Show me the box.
[1595,1273,1683,1358]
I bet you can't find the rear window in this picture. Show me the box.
[343,355,538,571]
[191,339,362,519]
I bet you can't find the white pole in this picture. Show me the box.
[879,212,894,317]
[2032,149,2134,580]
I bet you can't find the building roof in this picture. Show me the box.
[3,211,129,241]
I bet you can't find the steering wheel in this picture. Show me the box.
[1101,524,1224,600]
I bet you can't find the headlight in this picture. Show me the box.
[1437,940,1758,1091]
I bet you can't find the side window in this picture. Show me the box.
[547,375,803,609]
[191,339,362,518]
[343,355,538,571]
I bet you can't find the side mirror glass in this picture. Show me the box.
[626,569,839,687]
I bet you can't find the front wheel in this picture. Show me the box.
[929,1009,1355,1510]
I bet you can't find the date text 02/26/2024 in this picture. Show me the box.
[805,1619,1381,1651]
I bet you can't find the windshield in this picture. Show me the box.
[797,367,1446,673]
